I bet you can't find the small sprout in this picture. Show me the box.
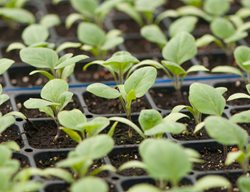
[67,0,122,27]
[58,109,111,143]
[7,14,61,52]
[228,84,250,101]
[87,66,157,137]
[20,47,88,80]
[116,0,165,26]
[71,177,108,192]
[59,22,124,58]
[24,79,73,140]
[56,135,115,178]
[160,32,208,90]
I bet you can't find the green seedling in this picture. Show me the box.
[227,84,250,103]
[7,14,61,52]
[87,66,157,137]
[120,138,231,191]
[0,142,73,192]
[58,109,112,143]
[158,32,208,90]
[180,0,202,7]
[56,135,115,179]
[109,109,187,139]
[61,0,122,28]
[173,83,226,131]
[204,116,250,173]
[116,0,165,26]
[23,79,73,140]
[20,47,88,80]
[0,0,34,25]
[140,16,198,48]
[58,22,123,59]
[71,177,109,192]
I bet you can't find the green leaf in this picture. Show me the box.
[161,61,186,75]
[61,128,82,143]
[7,42,26,52]
[139,139,192,185]
[196,34,221,48]
[58,109,87,130]
[71,177,108,192]
[225,151,244,165]
[238,176,250,192]
[139,109,162,131]
[29,70,55,80]
[22,24,49,46]
[119,160,146,171]
[194,176,231,191]
[189,83,226,116]
[234,46,250,72]
[230,110,250,123]
[227,93,250,101]
[40,14,60,28]
[0,58,14,75]
[141,25,167,47]
[83,117,110,136]
[20,48,58,69]
[65,13,83,28]
[128,184,161,192]
[204,0,230,16]
[136,0,165,12]
[145,121,186,135]
[24,98,58,109]
[0,115,15,134]
[55,55,88,69]
[169,16,198,37]
[75,135,114,159]
[43,168,73,182]
[41,79,69,103]
[87,83,121,99]
[70,0,98,18]
[124,67,157,97]
[77,22,106,47]
[211,18,235,40]
[212,66,243,76]
[0,8,34,24]
[101,30,124,50]
[56,42,81,53]
[162,32,197,65]
[186,65,208,73]
[204,116,248,149]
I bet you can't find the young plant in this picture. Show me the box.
[59,22,124,59]
[87,66,157,136]
[57,109,112,143]
[20,47,88,80]
[180,0,202,7]
[158,32,208,90]
[173,83,226,128]
[7,14,61,52]
[204,116,250,173]
[109,109,187,139]
[0,0,35,25]
[116,0,165,26]
[120,138,231,191]
[64,0,122,28]
[56,135,115,180]
[227,84,250,101]
[141,16,198,48]
[23,79,73,140]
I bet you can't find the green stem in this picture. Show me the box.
[126,103,133,138]
[174,75,181,91]
[247,71,250,84]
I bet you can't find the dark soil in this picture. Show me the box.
[16,95,82,118]
[164,0,184,9]
[55,23,78,38]
[1,47,21,63]
[13,153,30,168]
[0,24,25,42]
[23,120,77,149]
[198,43,221,55]
[124,37,161,55]
[149,87,189,110]
[193,19,210,37]
[83,92,151,114]
[0,125,23,147]
[193,145,240,171]
[45,1,74,18]
[112,18,140,34]
[109,148,146,176]
[8,66,48,87]
[230,107,250,134]
[215,81,250,106]
[0,100,13,114]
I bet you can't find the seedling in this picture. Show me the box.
[120,138,231,191]
[140,16,198,48]
[59,22,124,59]
[20,47,88,80]
[173,83,227,128]
[7,14,61,52]
[0,0,35,25]
[227,84,250,102]
[204,116,250,173]
[58,109,111,143]
[158,32,208,90]
[71,177,109,192]
[109,109,187,139]
[23,79,73,140]
[63,0,122,28]
[180,0,202,7]
[56,135,115,178]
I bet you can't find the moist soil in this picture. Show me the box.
[193,19,210,37]
[0,101,13,114]
[109,148,146,177]
[54,23,78,38]
[45,1,74,18]
[24,120,77,149]
[0,24,25,42]
[215,81,250,106]
[13,153,30,168]
[8,67,48,87]
[83,92,151,114]
[0,126,23,147]
[112,18,140,34]
[193,146,240,171]
[149,87,189,110]
[16,95,82,118]
[1,47,21,63]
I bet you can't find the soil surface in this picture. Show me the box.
[0,101,13,114]
[112,18,140,34]
[84,92,150,114]
[1,47,21,63]
[13,153,30,168]
[24,120,77,149]
[0,125,23,147]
